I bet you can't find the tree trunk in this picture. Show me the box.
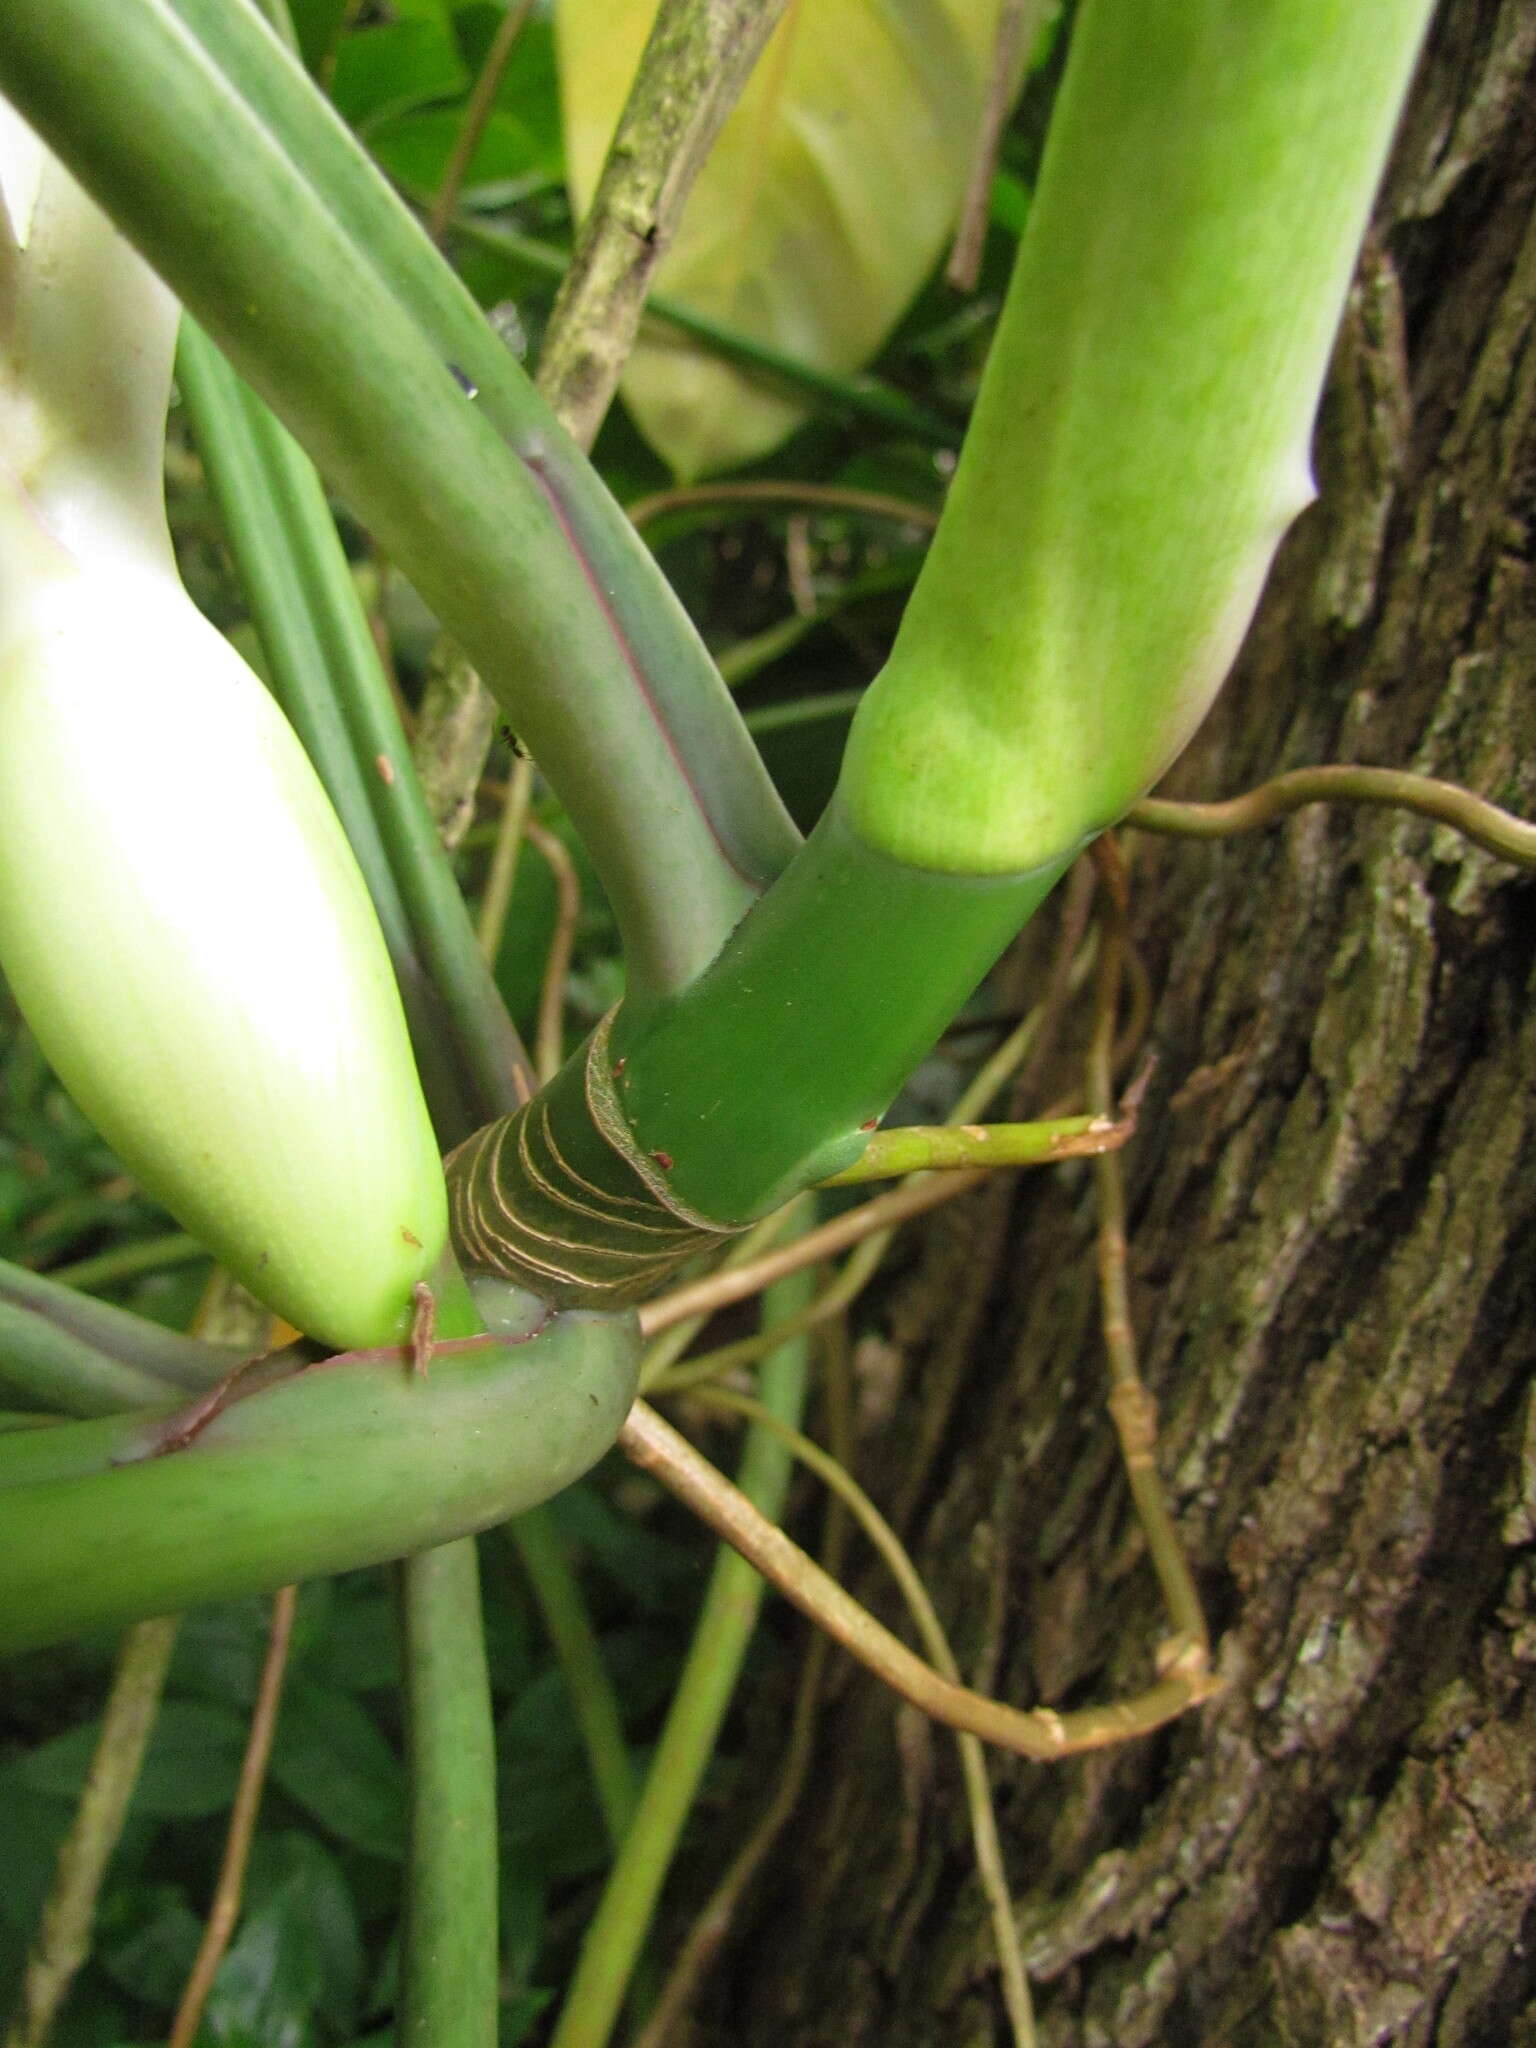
[682,4,1536,2042]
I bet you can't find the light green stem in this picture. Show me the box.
[548,1270,812,2048]
[397,1538,499,2048]
[844,0,1436,872]
[825,1113,1119,1184]
[507,1507,638,1849]
[45,1232,204,1294]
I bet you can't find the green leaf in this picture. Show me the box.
[546,1477,699,1614]
[289,0,350,71]
[297,1581,402,1696]
[393,0,456,26]
[267,1678,408,1863]
[368,105,553,198]
[243,1832,365,2036]
[330,20,467,129]
[95,1882,205,2009]
[169,1597,286,1710]
[499,1988,554,2047]
[555,0,1003,477]
[204,1902,320,2048]
[18,1700,248,1819]
[0,1768,79,1933]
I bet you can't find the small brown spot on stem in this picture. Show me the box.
[375,753,396,785]
[859,1118,878,1132]
[652,1150,674,1171]
[400,1227,422,1248]
[410,1282,436,1377]
[612,1057,627,1077]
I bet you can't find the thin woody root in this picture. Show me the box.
[1129,763,1536,866]
[1088,836,1211,1668]
[619,1399,1221,1763]
[167,1585,297,2048]
[684,1377,1040,2043]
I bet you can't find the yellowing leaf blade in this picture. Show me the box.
[556,0,1004,477]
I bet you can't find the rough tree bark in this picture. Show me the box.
[681,3,1536,2042]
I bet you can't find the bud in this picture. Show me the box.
[0,104,448,1350]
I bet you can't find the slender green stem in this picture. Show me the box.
[175,320,531,1134]
[506,1507,637,1849]
[627,479,940,533]
[548,1271,812,2048]
[44,1232,205,1294]
[717,611,823,689]
[743,687,863,738]
[0,1296,209,1418]
[476,755,535,969]
[396,1538,499,2048]
[3,1616,181,2048]
[0,0,798,1002]
[455,217,961,446]
[629,1322,853,2048]
[1129,765,1536,867]
[427,0,535,244]
[824,1112,1127,1184]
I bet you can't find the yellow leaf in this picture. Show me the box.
[556,0,1004,478]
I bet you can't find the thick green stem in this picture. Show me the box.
[842,0,1435,874]
[0,1301,639,1651]
[0,0,797,1001]
[447,797,1059,1284]
[397,1538,499,2048]
[610,801,1061,1217]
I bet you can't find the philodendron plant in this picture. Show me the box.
[0,1,1439,2042]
